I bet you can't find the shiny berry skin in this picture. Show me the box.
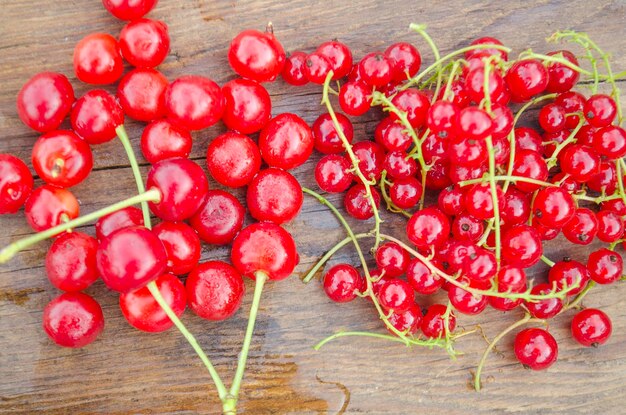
[228,28,286,83]
[452,213,483,242]
[448,163,485,184]
[25,185,79,232]
[102,0,157,20]
[385,42,421,82]
[120,273,186,332]
[491,266,525,311]
[533,187,576,229]
[95,206,144,241]
[46,232,99,292]
[141,119,192,164]
[147,158,208,222]
[406,207,450,249]
[436,186,463,217]
[317,40,353,79]
[538,103,566,133]
[17,72,74,132]
[546,50,580,93]
[548,259,590,297]
[501,225,542,268]
[315,154,354,193]
[464,183,503,220]
[0,154,33,214]
[153,221,201,275]
[375,117,411,152]
[390,177,422,209]
[304,52,332,84]
[559,145,601,183]
[186,261,245,321]
[571,308,612,347]
[352,141,385,182]
[556,91,586,129]
[189,190,244,245]
[587,161,617,193]
[378,279,414,312]
[359,52,393,87]
[427,101,459,139]
[514,328,558,370]
[73,33,123,85]
[165,75,224,131]
[375,242,409,278]
[231,222,298,281]
[491,104,514,141]
[97,226,167,293]
[421,304,456,338]
[449,136,486,168]
[281,51,308,86]
[458,106,493,140]
[117,68,168,122]
[602,198,626,216]
[562,208,598,245]
[584,94,617,127]
[339,82,371,116]
[247,168,302,224]
[525,283,563,319]
[514,127,543,152]
[448,282,488,315]
[501,188,530,226]
[512,150,548,193]
[206,132,261,188]
[388,304,422,335]
[505,59,548,101]
[322,264,363,303]
[464,67,507,105]
[71,90,124,145]
[407,258,442,295]
[259,113,313,170]
[222,78,271,134]
[587,248,623,285]
[344,184,381,220]
[596,210,624,242]
[312,112,353,154]
[390,89,430,128]
[119,18,169,68]
[593,126,626,159]
[43,292,104,348]
[466,36,508,60]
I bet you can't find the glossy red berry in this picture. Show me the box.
[556,91,586,129]
[390,89,430,128]
[571,308,612,347]
[165,75,224,131]
[17,72,74,132]
[538,103,566,133]
[427,101,459,139]
[141,119,192,164]
[322,264,363,303]
[584,94,617,128]
[24,185,79,232]
[596,210,624,242]
[32,130,92,188]
[385,42,421,82]
[339,82,371,116]
[388,304,422,335]
[464,183,503,220]
[562,208,598,245]
[514,127,543,153]
[548,259,590,297]
[466,37,508,61]
[117,68,168,122]
[533,187,576,228]
[559,144,601,183]
[464,67,507,105]
[514,328,558,370]
[587,248,623,284]
[247,168,303,224]
[390,177,422,209]
[421,304,456,338]
[43,292,104,348]
[71,90,124,145]
[501,188,531,226]
[153,221,201,275]
[375,242,409,278]
[95,206,144,241]
[228,28,286,83]
[448,281,488,315]
[189,190,244,245]
[378,278,414,312]
[102,0,157,20]
[501,225,542,268]
[546,50,580,93]
[304,52,332,84]
[46,232,99,292]
[317,40,353,79]
[458,106,493,140]
[525,283,563,319]
[375,117,412,152]
[186,261,245,321]
[437,186,464,216]
[259,113,314,170]
[206,131,261,188]
[120,273,186,332]
[452,212,483,242]
[512,150,548,193]
[587,161,617,193]
[97,225,167,293]
[73,33,123,85]
[505,59,548,101]
[359,52,393,86]
[593,126,626,159]
[312,112,353,154]
[344,184,381,220]
[352,141,385,182]
[406,207,450,249]
[315,154,354,193]
[222,78,272,134]
[281,51,308,86]
[407,258,442,295]
[0,154,33,214]
[119,18,169,68]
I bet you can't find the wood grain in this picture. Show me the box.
[1,0,626,413]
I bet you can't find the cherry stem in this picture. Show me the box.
[116,125,151,226]
[313,330,444,350]
[0,189,161,264]
[225,271,268,412]
[474,313,545,391]
[301,233,370,283]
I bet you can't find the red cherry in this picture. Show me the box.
[514,328,558,370]
[501,225,542,268]
[147,158,209,222]
[258,113,313,170]
[189,190,244,245]
[165,75,224,131]
[390,89,430,128]
[314,154,354,193]
[571,308,612,347]
[102,0,157,20]
[596,210,624,242]
[71,90,124,145]
[548,259,590,296]
[466,37,508,61]
[32,130,92,188]
[46,232,99,292]
[406,207,450,249]
[119,18,169,68]
[505,59,548,100]
[407,258,442,295]
[120,273,186,332]
[317,40,353,79]
[385,42,421,82]
[206,131,261,188]
[0,154,33,214]
[339,82,371,116]
[375,242,409,278]
[228,28,286,83]
[344,184,381,220]
[525,283,563,319]
[421,304,456,338]
[25,185,79,232]
[17,72,74,132]
[43,292,104,348]
[282,51,308,86]
[562,208,598,245]
[97,225,167,293]
[231,222,298,281]
[312,112,353,154]
[322,264,363,303]
[141,119,192,164]
[153,221,201,275]
[546,50,580,93]
[378,278,414,312]
[73,33,123,85]
[512,150,548,192]
[388,304,422,335]
[533,187,576,228]
[117,68,168,122]
[95,206,144,241]
[186,261,245,321]
[390,177,422,209]
[587,248,623,285]
[584,94,617,128]
[304,52,332,84]
[222,78,271,134]
[247,168,302,224]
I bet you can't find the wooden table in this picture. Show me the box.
[1,0,625,413]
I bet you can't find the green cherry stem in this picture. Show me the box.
[116,125,151,225]
[408,24,443,103]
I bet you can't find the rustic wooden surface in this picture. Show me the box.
[1,0,626,413]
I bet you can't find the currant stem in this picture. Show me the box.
[301,233,370,283]
[564,281,596,311]
[540,255,556,267]
[0,189,161,264]
[313,330,445,350]
[408,24,442,103]
[459,175,557,188]
[379,170,411,218]
[116,125,151,226]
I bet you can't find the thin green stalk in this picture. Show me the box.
[314,330,445,350]
[409,24,442,103]
[116,125,151,225]
[301,233,370,283]
[459,175,557,188]
[540,255,556,267]
[564,281,596,311]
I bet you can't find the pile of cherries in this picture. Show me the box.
[0,0,624,408]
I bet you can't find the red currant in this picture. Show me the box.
[571,308,612,347]
[514,328,558,370]
[46,232,99,292]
